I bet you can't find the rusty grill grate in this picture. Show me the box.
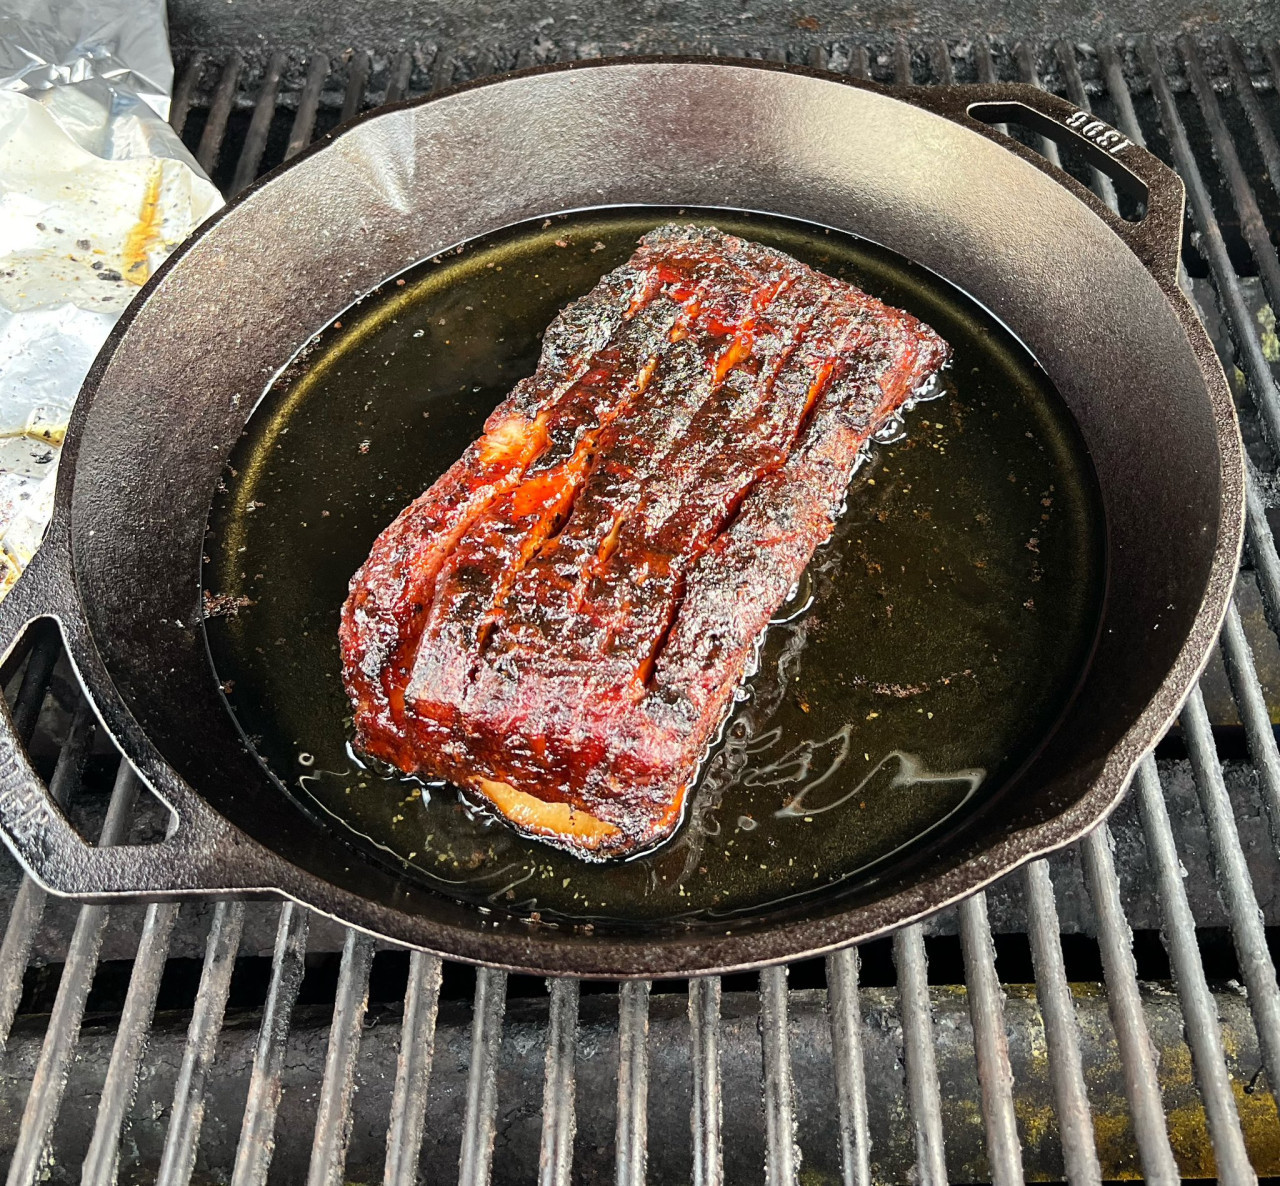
[2,34,1280,1186]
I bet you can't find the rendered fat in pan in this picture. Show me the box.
[0,60,1242,977]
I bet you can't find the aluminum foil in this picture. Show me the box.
[0,0,222,596]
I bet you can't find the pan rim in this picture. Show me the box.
[36,57,1245,977]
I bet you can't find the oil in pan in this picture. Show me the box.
[204,208,1106,925]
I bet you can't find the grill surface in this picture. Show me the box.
[2,33,1280,1186]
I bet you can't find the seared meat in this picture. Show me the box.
[340,225,950,859]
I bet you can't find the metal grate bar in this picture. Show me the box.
[826,948,872,1186]
[894,924,948,1186]
[976,40,1011,139]
[307,928,377,1186]
[1223,36,1280,206]
[10,631,58,743]
[81,898,183,1186]
[893,42,912,85]
[513,43,540,72]
[430,49,456,94]
[1021,860,1102,1186]
[6,763,140,1186]
[195,51,244,178]
[975,39,998,84]
[760,964,797,1186]
[457,966,508,1186]
[157,899,248,1186]
[539,977,580,1186]
[341,52,372,124]
[230,902,310,1186]
[615,979,651,1186]
[1181,689,1280,1097]
[0,698,92,1048]
[1014,42,1062,165]
[1220,603,1280,847]
[1014,41,1041,85]
[1134,756,1256,1184]
[848,45,870,80]
[382,950,443,1186]
[930,40,955,85]
[386,50,414,104]
[1244,477,1280,632]
[1077,826,1179,1184]
[285,56,329,161]
[1055,41,1119,206]
[169,51,204,139]
[689,975,724,1186]
[1097,44,1147,152]
[229,50,286,196]
[957,894,1024,1186]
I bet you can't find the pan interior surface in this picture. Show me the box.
[204,207,1105,927]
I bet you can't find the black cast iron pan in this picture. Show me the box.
[0,60,1242,977]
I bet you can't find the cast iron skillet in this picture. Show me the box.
[0,60,1243,977]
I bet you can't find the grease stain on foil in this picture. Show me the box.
[0,3,220,596]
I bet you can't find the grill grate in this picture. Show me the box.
[2,35,1280,1186]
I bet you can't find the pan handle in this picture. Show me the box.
[0,528,257,899]
[904,82,1186,289]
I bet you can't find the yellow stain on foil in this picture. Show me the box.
[0,425,65,447]
[121,163,164,286]
[0,556,19,599]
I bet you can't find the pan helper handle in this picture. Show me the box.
[0,529,253,899]
[911,82,1186,291]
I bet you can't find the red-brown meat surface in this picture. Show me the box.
[339,225,950,859]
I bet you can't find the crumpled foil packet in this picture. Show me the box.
[0,0,222,596]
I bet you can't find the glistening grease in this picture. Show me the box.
[204,209,1106,925]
